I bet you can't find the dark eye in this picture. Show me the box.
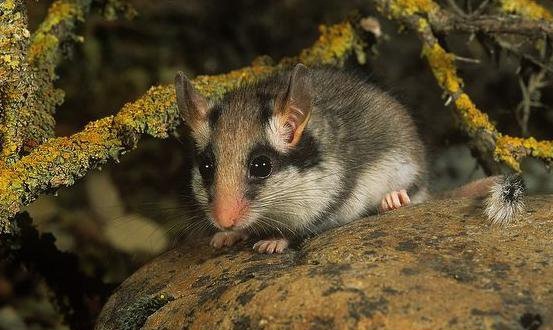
[198,158,214,180]
[249,155,272,179]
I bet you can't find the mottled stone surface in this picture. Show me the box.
[96,196,553,330]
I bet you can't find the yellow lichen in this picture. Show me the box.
[421,43,462,93]
[28,34,59,62]
[0,0,33,165]
[299,23,358,66]
[421,39,553,171]
[0,0,16,11]
[495,136,553,171]
[29,0,84,65]
[38,0,84,33]
[417,18,429,32]
[388,0,439,18]
[499,0,553,21]
[420,42,496,133]
[454,94,496,132]
[375,0,553,172]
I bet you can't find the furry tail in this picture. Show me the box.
[436,174,526,225]
[484,174,526,226]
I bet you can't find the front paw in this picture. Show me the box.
[210,231,248,249]
[380,189,411,212]
[253,238,289,254]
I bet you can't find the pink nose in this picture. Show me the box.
[213,196,249,228]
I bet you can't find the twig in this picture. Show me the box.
[516,64,550,135]
[431,13,553,39]
[446,0,469,18]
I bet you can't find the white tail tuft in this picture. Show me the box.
[484,175,526,226]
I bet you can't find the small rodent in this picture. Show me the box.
[175,64,525,254]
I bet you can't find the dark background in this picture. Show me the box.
[1,1,552,329]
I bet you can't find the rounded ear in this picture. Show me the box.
[175,71,209,128]
[274,63,313,146]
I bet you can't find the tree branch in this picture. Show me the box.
[373,0,553,174]
[22,0,93,155]
[430,13,553,39]
[0,0,93,165]
[499,0,553,21]
[0,0,33,165]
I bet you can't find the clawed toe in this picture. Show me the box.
[210,231,248,249]
[380,189,411,212]
[253,238,289,254]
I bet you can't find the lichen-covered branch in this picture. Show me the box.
[0,0,33,165]
[430,12,553,39]
[0,0,93,165]
[499,0,553,21]
[0,21,366,231]
[24,0,92,153]
[374,0,553,173]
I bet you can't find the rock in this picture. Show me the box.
[95,196,553,330]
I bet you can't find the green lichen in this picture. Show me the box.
[115,85,180,139]
[0,0,33,165]
[118,293,174,330]
[22,0,90,153]
[0,0,91,166]
[0,116,123,232]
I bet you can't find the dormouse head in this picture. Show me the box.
[175,64,321,234]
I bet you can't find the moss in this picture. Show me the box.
[499,0,553,21]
